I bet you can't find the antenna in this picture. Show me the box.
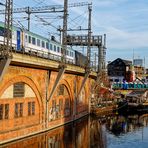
[133,49,134,65]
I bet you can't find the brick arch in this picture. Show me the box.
[59,79,73,101]
[0,75,43,118]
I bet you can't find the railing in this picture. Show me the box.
[112,83,148,90]
[0,41,98,71]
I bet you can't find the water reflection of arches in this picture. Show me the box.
[2,116,90,148]
[90,117,106,148]
[49,84,72,121]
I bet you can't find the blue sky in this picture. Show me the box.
[0,0,148,67]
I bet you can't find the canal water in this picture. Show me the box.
[1,114,148,148]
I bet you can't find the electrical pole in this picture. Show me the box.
[94,52,97,71]
[26,7,31,31]
[0,0,13,82]
[62,0,68,63]
[48,0,68,104]
[4,0,13,57]
[87,5,92,68]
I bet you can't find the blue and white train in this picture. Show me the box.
[0,22,87,66]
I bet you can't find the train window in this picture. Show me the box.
[25,35,28,42]
[50,44,53,50]
[54,45,56,52]
[66,50,69,56]
[28,36,31,43]
[0,26,5,36]
[46,42,49,49]
[71,52,74,57]
[32,37,36,45]
[57,47,60,52]
[12,31,15,39]
[42,41,45,48]
[37,39,40,46]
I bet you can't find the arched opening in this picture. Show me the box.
[49,84,71,121]
[0,76,43,132]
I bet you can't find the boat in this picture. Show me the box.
[117,90,148,114]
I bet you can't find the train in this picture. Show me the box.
[0,22,88,67]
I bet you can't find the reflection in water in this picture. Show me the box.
[1,116,105,148]
[2,114,148,148]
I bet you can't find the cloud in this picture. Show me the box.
[103,26,148,49]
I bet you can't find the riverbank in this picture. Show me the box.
[91,105,117,116]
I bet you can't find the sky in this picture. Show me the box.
[0,0,148,67]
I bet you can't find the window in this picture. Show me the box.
[66,50,69,56]
[115,79,119,82]
[0,104,9,120]
[57,47,60,53]
[32,37,36,45]
[15,103,23,118]
[25,35,28,42]
[71,52,74,57]
[32,102,35,115]
[67,50,69,56]
[37,39,40,46]
[28,102,35,116]
[28,102,31,115]
[0,26,5,36]
[58,85,64,95]
[110,79,113,82]
[13,83,25,98]
[46,42,49,49]
[0,104,3,120]
[42,41,45,48]
[50,44,53,50]
[65,99,69,109]
[59,99,63,111]
[5,104,9,119]
[28,36,31,43]
[54,45,56,52]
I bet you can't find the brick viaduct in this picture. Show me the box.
[0,53,97,143]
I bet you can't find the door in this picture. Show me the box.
[17,30,21,50]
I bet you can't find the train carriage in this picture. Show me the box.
[0,22,90,67]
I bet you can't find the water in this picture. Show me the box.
[1,114,148,148]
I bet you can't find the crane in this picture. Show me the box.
[0,2,92,31]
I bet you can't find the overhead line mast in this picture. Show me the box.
[0,2,91,31]
[87,5,92,69]
[4,0,13,57]
[62,0,68,64]
[0,0,13,82]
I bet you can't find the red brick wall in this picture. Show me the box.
[0,65,93,142]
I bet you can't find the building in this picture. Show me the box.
[107,58,132,82]
[134,65,144,79]
[142,68,148,83]
[133,59,143,67]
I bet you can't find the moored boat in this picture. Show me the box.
[118,90,148,114]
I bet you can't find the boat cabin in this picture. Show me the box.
[125,90,148,106]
